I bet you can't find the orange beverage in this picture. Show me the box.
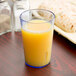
[22,20,53,67]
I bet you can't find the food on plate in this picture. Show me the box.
[38,0,76,33]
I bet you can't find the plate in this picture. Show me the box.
[54,25,76,44]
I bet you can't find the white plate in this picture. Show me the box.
[54,25,76,44]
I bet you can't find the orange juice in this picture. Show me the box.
[21,19,53,67]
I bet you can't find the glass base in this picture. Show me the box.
[25,62,50,68]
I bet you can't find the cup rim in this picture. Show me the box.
[20,9,55,24]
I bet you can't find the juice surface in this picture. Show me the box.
[22,19,53,67]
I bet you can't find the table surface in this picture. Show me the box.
[0,32,76,76]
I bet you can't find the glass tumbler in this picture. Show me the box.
[20,9,55,68]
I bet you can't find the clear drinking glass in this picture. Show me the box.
[20,9,55,68]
